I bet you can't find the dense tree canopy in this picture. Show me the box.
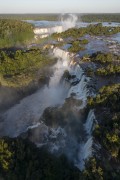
[81,14,120,22]
[0,138,80,180]
[86,84,120,179]
[83,52,120,76]
[68,40,86,53]
[0,49,56,87]
[0,19,34,47]
[0,14,59,21]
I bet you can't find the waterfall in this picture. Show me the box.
[53,47,95,170]
[34,28,49,34]
[75,110,96,170]
[53,47,73,62]
[0,48,71,137]
[75,110,95,170]
[34,14,78,36]
[33,14,78,38]
[76,137,93,170]
[68,75,89,101]
[34,26,63,35]
[84,110,95,136]
[0,46,96,172]
[68,65,90,108]
[53,47,91,107]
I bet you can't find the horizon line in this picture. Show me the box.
[0,13,120,14]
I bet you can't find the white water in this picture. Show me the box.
[75,110,96,170]
[61,14,78,31]
[76,137,93,170]
[34,14,78,38]
[0,47,95,171]
[84,109,95,136]
[51,47,94,170]
[53,47,73,62]
[0,50,71,137]
[34,26,63,35]
[53,47,90,107]
[51,48,94,168]
[69,60,90,107]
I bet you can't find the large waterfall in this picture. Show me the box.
[0,47,96,171]
[52,47,96,169]
[0,49,70,137]
[34,14,78,38]
[76,137,93,170]
[84,109,96,136]
[75,110,95,170]
[53,47,90,108]
[34,26,63,35]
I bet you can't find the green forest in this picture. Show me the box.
[0,49,56,87]
[86,84,120,179]
[0,137,80,180]
[83,51,120,180]
[0,19,34,48]
[68,40,88,53]
[1,133,115,180]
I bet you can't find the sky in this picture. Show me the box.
[0,0,120,13]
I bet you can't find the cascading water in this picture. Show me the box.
[51,47,96,170]
[34,14,78,38]
[84,109,96,136]
[76,137,93,170]
[53,48,90,108]
[75,110,96,170]
[68,74,90,108]
[34,26,63,35]
[0,49,71,137]
[53,47,72,62]
[0,46,96,171]
[53,48,88,102]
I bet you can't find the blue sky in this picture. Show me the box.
[0,0,120,13]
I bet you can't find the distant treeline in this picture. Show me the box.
[0,13,120,22]
[81,14,120,22]
[0,14,60,21]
